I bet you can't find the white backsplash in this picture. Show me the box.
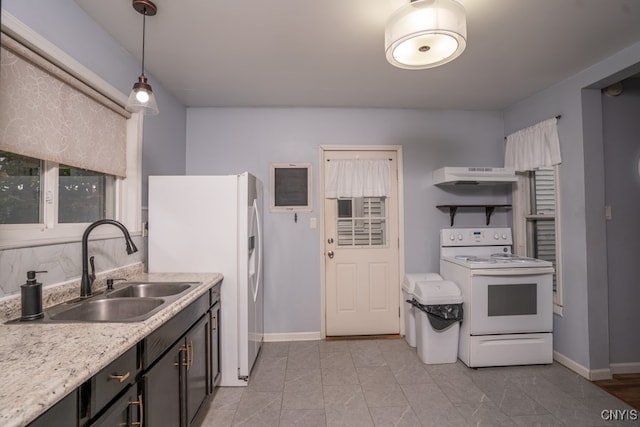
[0,236,146,298]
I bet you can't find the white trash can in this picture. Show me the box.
[413,280,463,364]
[402,273,442,347]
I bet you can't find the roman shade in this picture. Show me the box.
[325,159,391,198]
[0,32,130,177]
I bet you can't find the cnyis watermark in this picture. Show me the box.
[601,409,639,422]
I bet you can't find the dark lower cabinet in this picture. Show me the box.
[89,387,141,427]
[187,315,209,425]
[27,282,222,427]
[209,301,221,392]
[28,389,78,427]
[142,314,209,427]
[141,338,182,427]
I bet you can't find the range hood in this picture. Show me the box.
[433,167,517,185]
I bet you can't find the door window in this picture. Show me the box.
[336,197,386,247]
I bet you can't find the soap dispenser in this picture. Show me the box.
[20,270,47,321]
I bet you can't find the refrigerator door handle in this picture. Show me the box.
[252,198,262,303]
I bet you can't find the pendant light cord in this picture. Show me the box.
[141,9,146,76]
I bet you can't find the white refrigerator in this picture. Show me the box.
[148,173,263,387]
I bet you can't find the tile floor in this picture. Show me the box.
[200,339,639,426]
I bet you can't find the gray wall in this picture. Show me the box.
[185,108,510,334]
[602,78,640,366]
[504,40,640,371]
[1,0,186,295]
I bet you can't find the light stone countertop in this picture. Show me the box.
[0,271,223,427]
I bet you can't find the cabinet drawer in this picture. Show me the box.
[89,386,141,427]
[90,345,137,417]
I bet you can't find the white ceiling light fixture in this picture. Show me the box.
[126,0,159,115]
[385,0,467,70]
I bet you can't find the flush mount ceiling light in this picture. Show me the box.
[385,0,467,70]
[126,0,159,115]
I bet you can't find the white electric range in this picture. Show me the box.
[439,228,555,367]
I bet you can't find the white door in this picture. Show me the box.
[324,150,400,336]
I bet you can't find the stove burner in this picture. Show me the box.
[490,253,516,259]
[490,253,541,263]
[455,255,496,264]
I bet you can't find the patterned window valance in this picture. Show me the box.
[0,32,130,177]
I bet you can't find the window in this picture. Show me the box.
[514,166,562,310]
[0,150,128,246]
[0,152,42,224]
[58,164,116,223]
[0,16,142,249]
[336,197,387,247]
[0,151,116,225]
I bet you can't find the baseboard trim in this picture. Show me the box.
[263,332,321,342]
[610,362,640,375]
[553,350,612,380]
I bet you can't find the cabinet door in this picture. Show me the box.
[209,303,221,392]
[142,339,184,427]
[187,315,209,425]
[29,390,77,427]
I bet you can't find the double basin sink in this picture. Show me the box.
[33,282,198,323]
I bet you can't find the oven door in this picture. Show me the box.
[469,268,553,335]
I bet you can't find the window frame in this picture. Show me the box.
[513,165,563,314]
[0,13,142,249]
[336,196,388,248]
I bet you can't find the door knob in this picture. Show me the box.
[328,237,334,244]
[327,250,334,259]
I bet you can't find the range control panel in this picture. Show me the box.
[441,228,513,246]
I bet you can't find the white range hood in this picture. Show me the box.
[433,167,516,185]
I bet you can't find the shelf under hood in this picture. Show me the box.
[433,167,517,185]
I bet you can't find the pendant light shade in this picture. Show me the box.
[385,0,467,70]
[126,0,159,115]
[127,75,159,114]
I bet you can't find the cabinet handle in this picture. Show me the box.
[212,314,217,332]
[187,341,194,370]
[173,345,189,368]
[130,394,143,427]
[107,371,130,383]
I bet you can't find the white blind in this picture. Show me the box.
[532,169,556,263]
[0,32,129,177]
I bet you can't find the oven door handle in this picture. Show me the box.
[470,267,555,276]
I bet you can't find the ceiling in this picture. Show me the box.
[75,0,640,110]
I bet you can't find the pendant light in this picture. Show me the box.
[126,0,159,115]
[385,0,467,70]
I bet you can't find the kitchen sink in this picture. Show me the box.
[106,282,193,298]
[49,298,165,322]
[6,281,201,324]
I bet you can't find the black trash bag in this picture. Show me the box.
[408,299,463,331]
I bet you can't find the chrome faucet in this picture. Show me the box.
[80,219,138,297]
